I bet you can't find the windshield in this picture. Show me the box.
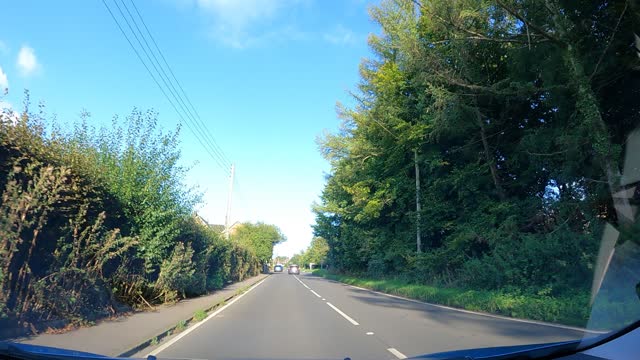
[1,1,639,359]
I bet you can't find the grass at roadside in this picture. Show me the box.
[193,309,207,322]
[311,269,591,328]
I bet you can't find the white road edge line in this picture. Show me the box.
[148,277,268,356]
[387,348,407,359]
[326,302,359,326]
[310,289,322,298]
[346,284,605,334]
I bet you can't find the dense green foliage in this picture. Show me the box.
[314,0,640,327]
[0,100,271,332]
[231,222,286,264]
[290,237,329,268]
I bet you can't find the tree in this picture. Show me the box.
[314,0,637,293]
[289,252,304,267]
[306,237,329,267]
[231,222,286,264]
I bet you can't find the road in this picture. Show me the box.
[147,273,587,360]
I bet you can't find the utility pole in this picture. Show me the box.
[224,163,235,240]
[414,149,422,253]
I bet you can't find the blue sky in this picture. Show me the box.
[0,0,378,256]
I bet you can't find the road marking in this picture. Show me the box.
[366,331,374,335]
[148,277,268,356]
[387,348,407,359]
[326,302,359,326]
[294,276,323,299]
[294,275,310,289]
[346,284,604,334]
[322,298,326,300]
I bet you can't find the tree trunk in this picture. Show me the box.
[545,0,622,220]
[474,107,506,200]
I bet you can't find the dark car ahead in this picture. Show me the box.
[288,264,300,274]
[274,264,283,272]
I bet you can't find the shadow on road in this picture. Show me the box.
[304,275,587,342]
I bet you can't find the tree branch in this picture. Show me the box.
[435,72,534,96]
[430,36,549,45]
[526,149,569,156]
[412,0,549,47]
[474,107,506,200]
[495,0,566,47]
[589,0,628,81]
[349,91,400,140]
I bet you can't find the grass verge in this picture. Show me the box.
[193,309,207,322]
[174,320,187,333]
[311,269,591,328]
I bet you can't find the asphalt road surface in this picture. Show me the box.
[149,273,587,360]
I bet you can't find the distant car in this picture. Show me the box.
[288,264,300,274]
[274,264,283,272]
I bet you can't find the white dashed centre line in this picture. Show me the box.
[294,274,404,359]
[326,302,359,326]
[387,348,407,359]
[294,276,310,289]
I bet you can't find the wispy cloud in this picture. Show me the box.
[185,0,306,48]
[227,25,307,48]
[17,45,41,76]
[323,24,357,45]
[0,40,8,55]
[0,66,8,93]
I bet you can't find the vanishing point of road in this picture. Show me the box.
[142,273,586,360]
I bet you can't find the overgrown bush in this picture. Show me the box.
[458,227,600,295]
[156,243,201,302]
[0,150,137,324]
[0,101,263,333]
[366,255,386,278]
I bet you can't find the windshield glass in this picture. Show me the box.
[1,1,639,359]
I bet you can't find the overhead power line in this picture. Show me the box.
[127,0,231,167]
[109,0,230,172]
[101,0,231,174]
[122,0,231,168]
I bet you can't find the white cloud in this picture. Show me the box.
[196,0,284,29]
[186,0,305,48]
[17,45,40,76]
[227,25,307,48]
[0,66,8,92]
[323,24,357,45]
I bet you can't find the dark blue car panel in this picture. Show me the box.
[410,340,580,360]
[0,342,112,360]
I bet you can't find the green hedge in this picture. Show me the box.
[0,104,261,330]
